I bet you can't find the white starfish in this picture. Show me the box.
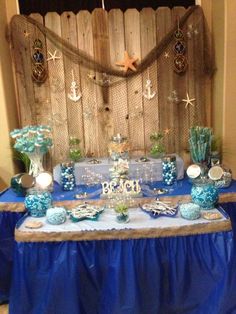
[47,50,61,64]
[182,93,196,109]
[164,52,170,58]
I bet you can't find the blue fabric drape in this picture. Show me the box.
[10,230,235,314]
[0,212,24,303]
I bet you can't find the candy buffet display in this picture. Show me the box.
[140,199,178,218]
[191,178,219,210]
[24,188,52,217]
[10,125,53,177]
[69,203,104,222]
[46,207,67,225]
[108,133,130,161]
[179,203,201,220]
[162,155,177,185]
[60,162,76,191]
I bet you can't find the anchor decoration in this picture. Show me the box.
[143,79,156,100]
[67,70,82,102]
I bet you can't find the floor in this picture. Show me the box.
[0,304,8,314]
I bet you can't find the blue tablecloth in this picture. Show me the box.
[8,203,236,314]
[0,211,24,303]
[9,231,235,314]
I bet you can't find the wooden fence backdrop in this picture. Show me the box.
[13,7,211,168]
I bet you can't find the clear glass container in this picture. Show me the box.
[162,155,177,186]
[24,188,52,217]
[108,133,129,161]
[60,162,76,191]
[191,178,219,210]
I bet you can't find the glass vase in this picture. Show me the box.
[191,178,219,210]
[24,188,52,217]
[162,155,177,186]
[26,151,44,177]
[60,162,76,191]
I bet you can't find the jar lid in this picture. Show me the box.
[186,164,201,179]
[208,165,224,181]
[20,174,35,188]
[111,133,127,143]
[35,171,53,189]
[61,161,74,167]
[162,155,176,162]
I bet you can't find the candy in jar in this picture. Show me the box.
[60,162,76,191]
[162,155,177,185]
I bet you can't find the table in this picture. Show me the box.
[9,206,235,314]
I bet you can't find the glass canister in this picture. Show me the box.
[24,188,52,217]
[11,173,35,196]
[60,162,76,191]
[69,136,83,162]
[162,155,177,185]
[108,133,129,161]
[191,178,219,210]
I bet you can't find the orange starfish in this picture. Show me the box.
[115,51,139,72]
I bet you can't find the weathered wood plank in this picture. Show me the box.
[140,8,158,153]
[17,20,36,126]
[45,12,69,165]
[92,8,112,157]
[77,10,98,157]
[108,9,129,137]
[61,12,84,152]
[124,9,144,156]
[156,7,174,153]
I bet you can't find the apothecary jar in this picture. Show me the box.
[191,178,219,210]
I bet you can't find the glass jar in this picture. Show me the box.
[60,162,76,191]
[108,133,129,161]
[11,173,35,196]
[162,155,177,185]
[191,178,219,210]
[69,136,83,162]
[24,188,52,217]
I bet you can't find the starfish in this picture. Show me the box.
[23,30,30,38]
[182,93,196,109]
[115,51,138,73]
[164,128,171,135]
[164,52,170,58]
[47,50,61,64]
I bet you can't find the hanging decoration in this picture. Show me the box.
[115,51,139,73]
[167,90,179,104]
[47,50,61,64]
[31,39,47,83]
[187,24,199,39]
[143,69,156,100]
[67,70,82,102]
[173,19,188,74]
[23,30,30,38]
[182,92,195,109]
